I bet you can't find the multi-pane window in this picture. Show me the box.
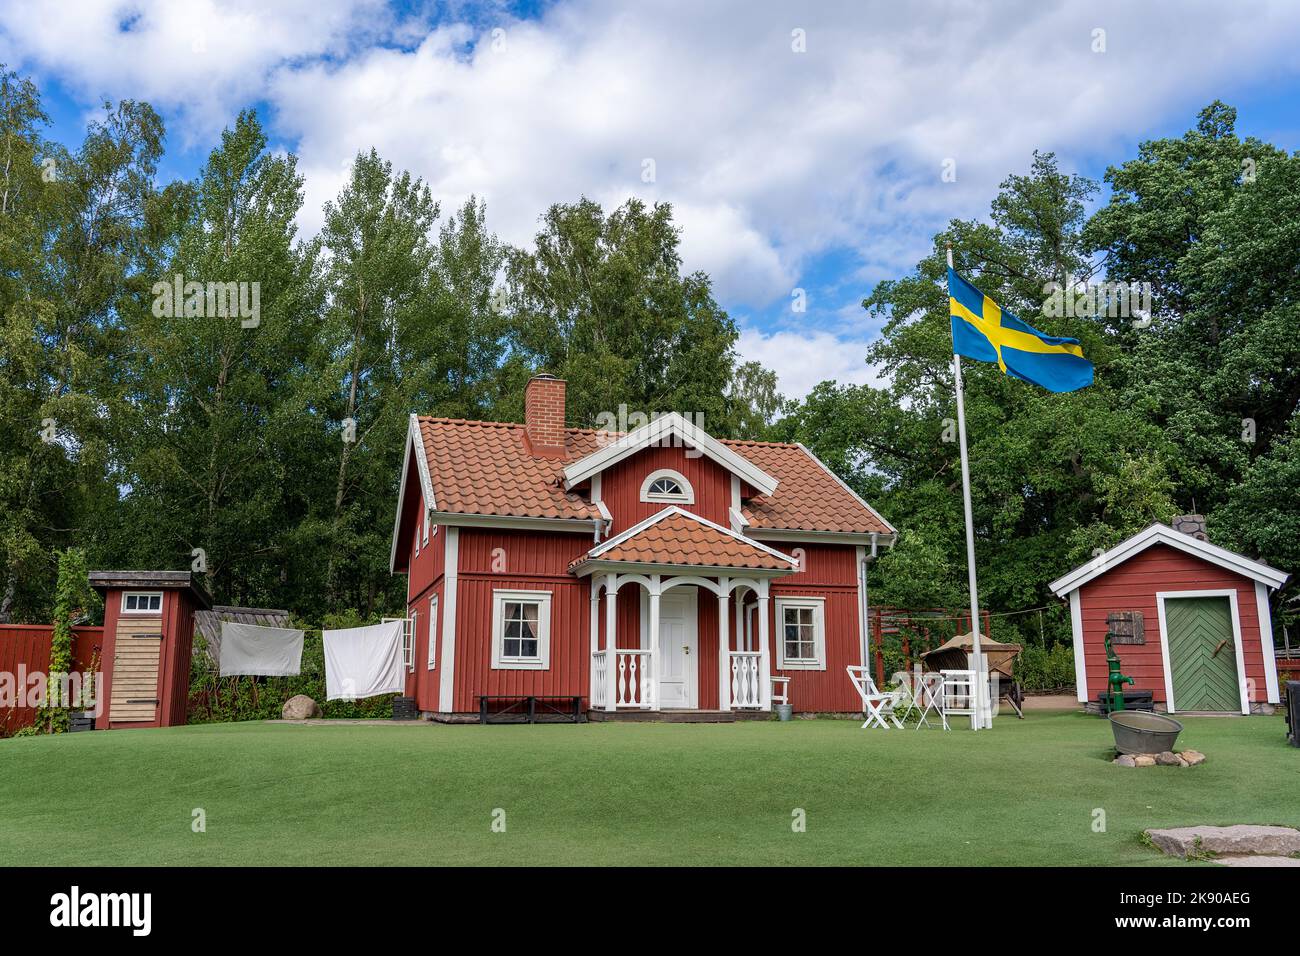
[649,477,683,497]
[427,595,438,669]
[492,590,552,669]
[122,592,162,614]
[503,602,540,659]
[783,606,817,662]
[775,597,825,669]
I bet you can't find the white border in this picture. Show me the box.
[562,412,779,497]
[1255,581,1280,703]
[427,594,438,670]
[437,528,459,711]
[639,468,695,504]
[1154,589,1248,715]
[121,591,163,615]
[389,414,438,572]
[1050,523,1288,596]
[1069,590,1087,703]
[491,589,553,670]
[774,596,827,670]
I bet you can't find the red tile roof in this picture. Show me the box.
[571,510,794,572]
[721,440,893,535]
[415,417,892,534]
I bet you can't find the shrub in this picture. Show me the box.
[1016,642,1076,691]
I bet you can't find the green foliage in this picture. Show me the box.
[1015,642,1077,691]
[37,547,99,733]
[187,610,396,723]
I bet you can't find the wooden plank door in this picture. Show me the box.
[109,618,165,723]
[1165,596,1239,712]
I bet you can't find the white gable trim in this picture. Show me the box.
[1048,523,1288,597]
[1256,581,1281,704]
[579,505,797,567]
[389,414,438,572]
[794,443,897,535]
[562,412,778,497]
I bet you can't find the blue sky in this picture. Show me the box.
[5,0,1300,397]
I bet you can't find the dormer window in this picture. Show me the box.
[640,468,694,504]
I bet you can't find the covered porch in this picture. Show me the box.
[570,508,798,714]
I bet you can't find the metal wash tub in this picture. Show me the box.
[1108,710,1184,755]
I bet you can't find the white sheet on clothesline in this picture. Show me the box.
[323,620,405,701]
[218,621,304,677]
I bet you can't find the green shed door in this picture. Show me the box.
[1165,596,1240,712]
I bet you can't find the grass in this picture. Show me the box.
[1,710,1296,866]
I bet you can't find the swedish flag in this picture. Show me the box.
[948,268,1093,393]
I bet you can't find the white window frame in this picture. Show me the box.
[491,589,552,670]
[422,508,430,548]
[775,596,826,670]
[384,616,415,672]
[639,468,694,504]
[427,595,439,670]
[121,591,163,615]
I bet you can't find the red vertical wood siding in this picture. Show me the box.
[0,625,103,734]
[599,444,733,533]
[1077,543,1266,706]
[449,528,595,712]
[767,543,864,712]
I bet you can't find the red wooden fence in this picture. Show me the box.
[0,624,104,735]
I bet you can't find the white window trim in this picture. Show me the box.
[427,595,439,670]
[409,611,418,673]
[491,589,552,670]
[121,591,163,615]
[639,468,694,504]
[775,596,826,670]
[422,508,430,548]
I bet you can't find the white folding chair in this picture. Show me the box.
[846,666,903,729]
[940,669,978,730]
[912,671,948,730]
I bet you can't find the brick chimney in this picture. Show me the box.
[525,373,566,455]
[1171,514,1208,541]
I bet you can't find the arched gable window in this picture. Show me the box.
[639,468,694,504]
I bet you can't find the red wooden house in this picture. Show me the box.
[390,374,896,719]
[1049,518,1289,714]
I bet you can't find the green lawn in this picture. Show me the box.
[1,711,1295,866]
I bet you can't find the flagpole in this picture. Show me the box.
[947,242,988,729]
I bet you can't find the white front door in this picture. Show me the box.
[656,589,698,709]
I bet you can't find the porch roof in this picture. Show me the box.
[569,507,797,576]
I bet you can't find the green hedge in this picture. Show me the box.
[1015,642,1077,692]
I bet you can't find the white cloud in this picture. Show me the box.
[737,327,881,400]
[6,0,1300,388]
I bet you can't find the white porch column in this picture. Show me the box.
[718,578,731,710]
[757,581,772,711]
[604,573,618,711]
[647,575,661,711]
[589,583,600,708]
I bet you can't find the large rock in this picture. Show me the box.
[1181,749,1206,766]
[282,695,322,720]
[1114,755,1137,768]
[1146,825,1300,859]
[1133,754,1156,767]
[1156,750,1186,767]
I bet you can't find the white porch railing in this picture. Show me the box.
[614,649,655,709]
[592,650,609,709]
[729,651,763,709]
[592,649,656,709]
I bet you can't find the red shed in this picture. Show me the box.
[1049,520,1289,714]
[89,571,212,729]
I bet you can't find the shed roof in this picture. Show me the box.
[88,570,213,609]
[1048,523,1289,597]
